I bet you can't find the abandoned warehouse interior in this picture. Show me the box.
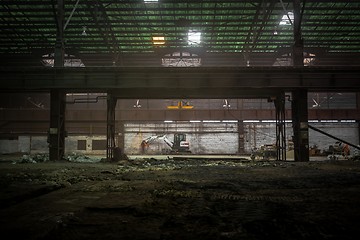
[1,0,360,239]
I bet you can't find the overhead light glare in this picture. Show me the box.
[188,30,201,45]
[340,120,356,123]
[279,12,294,26]
[320,120,338,123]
[152,36,165,45]
[243,120,260,123]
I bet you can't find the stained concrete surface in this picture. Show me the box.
[0,155,360,239]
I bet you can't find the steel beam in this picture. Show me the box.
[1,67,360,94]
[2,109,360,122]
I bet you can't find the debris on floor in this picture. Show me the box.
[20,153,49,163]
[1,156,360,239]
[65,152,100,163]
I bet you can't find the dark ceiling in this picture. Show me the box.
[1,0,359,67]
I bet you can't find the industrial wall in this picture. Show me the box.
[0,136,107,155]
[1,122,358,156]
[124,122,239,155]
[124,121,359,155]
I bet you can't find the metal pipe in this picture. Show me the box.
[279,0,293,25]
[64,0,80,31]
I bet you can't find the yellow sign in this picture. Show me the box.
[167,101,194,109]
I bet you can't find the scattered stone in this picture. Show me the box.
[20,153,49,163]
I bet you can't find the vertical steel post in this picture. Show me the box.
[49,0,65,161]
[118,121,125,153]
[291,0,309,161]
[49,90,66,161]
[106,94,117,160]
[274,94,286,161]
[238,120,245,154]
[292,0,304,67]
[54,0,64,67]
[292,90,309,161]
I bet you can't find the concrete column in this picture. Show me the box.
[117,121,125,153]
[291,0,308,161]
[49,0,65,161]
[292,89,309,161]
[49,90,66,161]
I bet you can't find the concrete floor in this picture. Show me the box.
[1,155,360,239]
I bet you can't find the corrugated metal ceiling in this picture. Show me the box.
[0,0,359,66]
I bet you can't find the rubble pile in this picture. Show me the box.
[65,153,97,163]
[18,152,101,163]
[20,153,49,163]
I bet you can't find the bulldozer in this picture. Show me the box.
[141,133,191,154]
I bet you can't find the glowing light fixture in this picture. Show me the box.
[82,26,87,36]
[188,30,201,45]
[279,12,294,25]
[144,0,158,3]
[152,36,165,45]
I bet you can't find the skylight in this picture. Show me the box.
[279,12,294,25]
[188,30,201,45]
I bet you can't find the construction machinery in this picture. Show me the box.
[250,144,278,160]
[141,133,191,154]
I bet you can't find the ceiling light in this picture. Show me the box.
[133,99,141,108]
[279,12,294,26]
[82,26,87,36]
[144,0,158,3]
[188,30,201,45]
[152,36,165,45]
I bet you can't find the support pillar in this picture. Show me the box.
[357,93,360,145]
[274,94,286,161]
[54,0,65,67]
[49,90,66,161]
[292,89,309,161]
[292,0,304,67]
[117,121,125,152]
[106,94,117,161]
[238,120,245,154]
[49,0,65,161]
[291,0,308,161]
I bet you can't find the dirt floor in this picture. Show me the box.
[1,154,360,240]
